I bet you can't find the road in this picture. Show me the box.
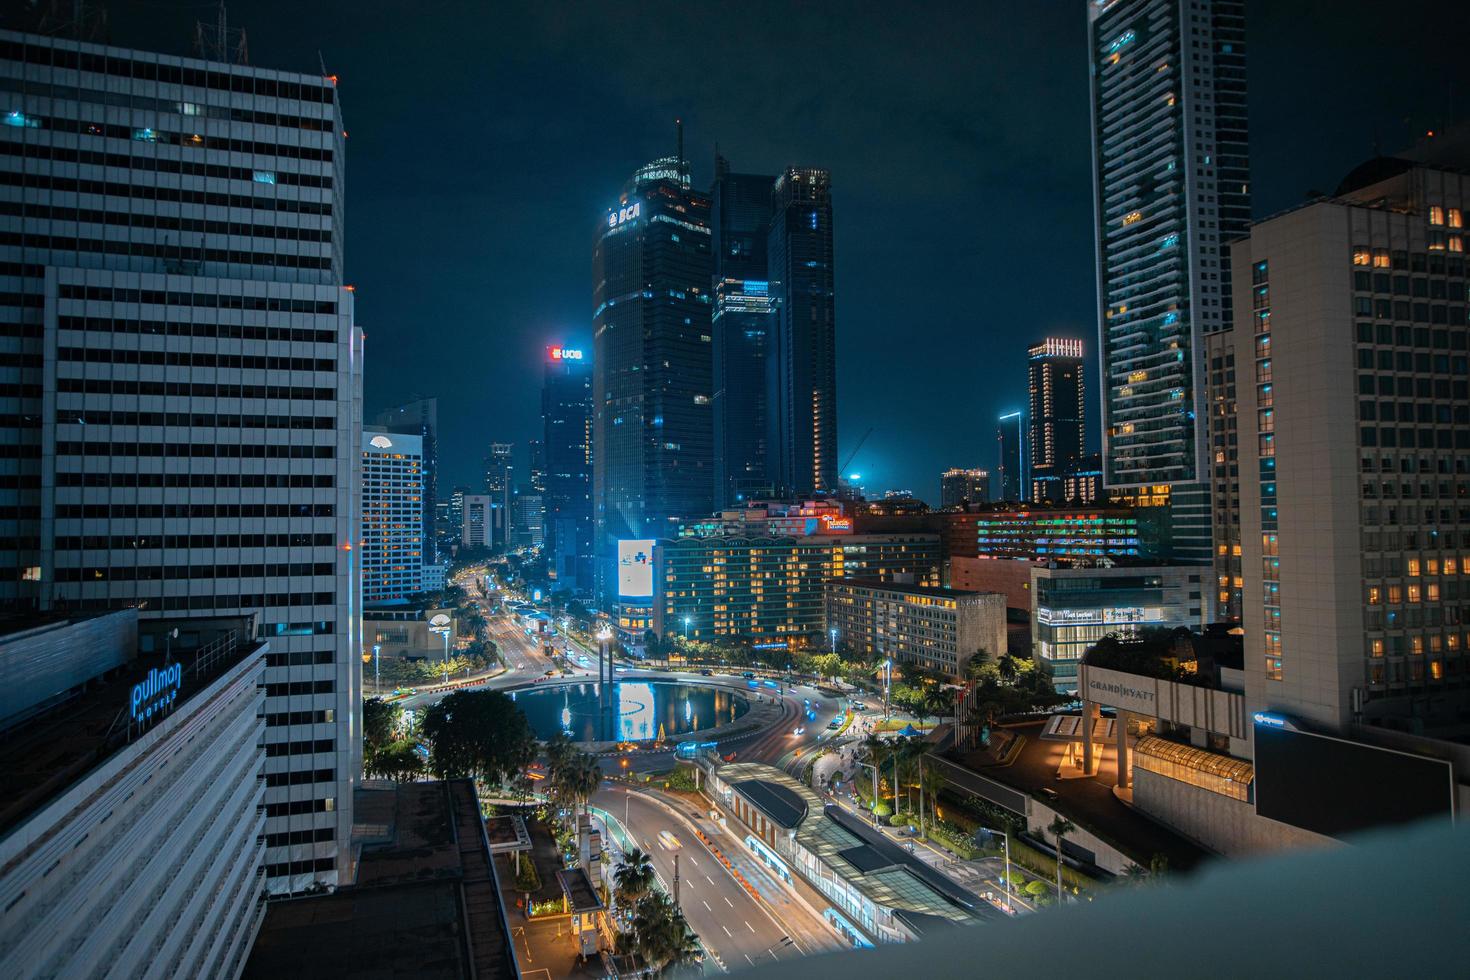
[593,783,848,972]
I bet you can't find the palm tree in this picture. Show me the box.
[1047,815,1076,904]
[613,848,656,917]
[564,753,602,828]
[963,648,995,684]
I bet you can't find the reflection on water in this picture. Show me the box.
[510,681,748,742]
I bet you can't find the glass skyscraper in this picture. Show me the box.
[1087,0,1249,562]
[711,155,776,507]
[592,148,713,600]
[767,168,838,499]
[542,344,593,593]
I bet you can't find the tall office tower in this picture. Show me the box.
[543,344,593,592]
[483,441,513,547]
[527,438,546,492]
[460,494,493,548]
[592,133,713,601]
[1205,329,1241,621]
[997,412,1026,502]
[373,397,438,563]
[711,155,776,506]
[0,29,361,894]
[767,167,837,498]
[1028,338,1086,503]
[448,485,468,547]
[1087,0,1250,564]
[1232,149,1470,733]
[362,429,423,604]
[940,468,990,509]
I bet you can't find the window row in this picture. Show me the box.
[56,440,337,458]
[55,409,338,430]
[55,472,334,488]
[53,502,335,519]
[6,111,334,164]
[57,347,335,370]
[1,228,333,271]
[54,532,335,550]
[1352,297,1466,323]
[1353,246,1467,274]
[0,128,332,187]
[1,168,333,217]
[1,199,332,243]
[57,378,336,400]
[0,72,334,131]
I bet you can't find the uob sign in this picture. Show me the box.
[131,664,183,724]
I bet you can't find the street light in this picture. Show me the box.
[829,628,837,655]
[683,615,690,639]
[373,643,381,694]
[883,658,892,720]
[979,825,1015,914]
[856,761,880,827]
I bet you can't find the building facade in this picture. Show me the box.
[0,29,361,894]
[1087,0,1249,564]
[766,167,838,499]
[461,493,494,549]
[711,157,777,506]
[483,441,513,548]
[975,506,1166,562]
[653,532,941,644]
[996,412,1026,502]
[543,344,593,591]
[1031,562,1204,689]
[1231,154,1470,732]
[362,429,424,604]
[372,398,438,563]
[939,467,990,509]
[593,148,714,600]
[1205,329,1242,622]
[825,578,1007,678]
[1027,338,1086,503]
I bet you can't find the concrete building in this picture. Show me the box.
[1087,0,1250,564]
[0,28,361,895]
[361,429,424,604]
[0,613,268,978]
[653,532,941,645]
[1031,561,1204,690]
[825,578,1007,678]
[460,494,496,549]
[542,344,593,592]
[1205,330,1242,622]
[1028,338,1086,503]
[939,468,989,509]
[372,398,439,564]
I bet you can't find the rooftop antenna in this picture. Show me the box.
[676,117,684,166]
[194,2,249,66]
[34,0,108,41]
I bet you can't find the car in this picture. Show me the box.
[657,830,682,850]
[699,669,712,676]
[741,671,755,679]
[851,702,867,711]
[722,752,738,762]
[544,669,556,676]
[792,726,805,736]
[1038,788,1060,803]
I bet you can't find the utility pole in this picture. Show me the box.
[673,853,680,907]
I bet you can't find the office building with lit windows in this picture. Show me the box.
[372,398,439,564]
[997,412,1026,501]
[1087,0,1250,565]
[543,345,593,592]
[939,468,990,509]
[1028,338,1086,503]
[767,167,838,499]
[593,142,714,601]
[712,157,777,506]
[652,532,940,645]
[1205,330,1242,621]
[0,29,361,895]
[1231,150,1470,734]
[825,578,1006,679]
[361,429,424,604]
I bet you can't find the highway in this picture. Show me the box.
[593,782,850,972]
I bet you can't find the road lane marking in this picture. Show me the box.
[722,925,732,937]
[703,900,712,911]
[724,896,734,907]
[744,920,755,933]
[705,875,715,886]
[745,955,754,966]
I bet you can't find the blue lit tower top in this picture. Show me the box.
[1087,0,1249,491]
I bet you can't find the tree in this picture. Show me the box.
[420,689,535,788]
[626,891,697,974]
[363,697,399,762]
[613,847,657,917]
[370,740,424,783]
[964,648,997,684]
[922,685,953,725]
[1047,815,1076,904]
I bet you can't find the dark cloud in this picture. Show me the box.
[101,0,1463,499]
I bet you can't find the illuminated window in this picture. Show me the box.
[1265,657,1283,681]
[1451,236,1464,253]
[1388,585,1403,604]
[1428,583,1440,601]
[1427,559,1440,575]
[1446,558,1459,575]
[1429,206,1445,226]
[1371,638,1385,657]
[1411,635,1424,654]
[1449,208,1463,229]
[1448,634,1460,652]
[1352,246,1371,266]
[1408,558,1421,576]
[1407,584,1422,603]
[1430,635,1443,653]
[1372,249,1391,269]
[1368,586,1381,604]
[1430,661,1444,680]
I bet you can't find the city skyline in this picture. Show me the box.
[77,0,1465,499]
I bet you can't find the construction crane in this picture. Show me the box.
[841,426,874,480]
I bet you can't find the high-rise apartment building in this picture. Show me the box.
[997,411,1026,501]
[1205,329,1241,621]
[1028,338,1086,503]
[373,397,438,563]
[593,140,713,601]
[543,344,593,592]
[362,429,423,604]
[1087,0,1249,564]
[1231,151,1470,733]
[711,156,777,506]
[0,29,360,894]
[939,467,990,509]
[767,167,838,498]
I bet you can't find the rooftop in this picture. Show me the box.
[826,577,990,601]
[0,617,260,837]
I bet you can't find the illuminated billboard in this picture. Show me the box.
[549,346,583,361]
[617,539,655,599]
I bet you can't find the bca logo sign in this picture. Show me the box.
[607,201,641,228]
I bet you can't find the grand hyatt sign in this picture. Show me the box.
[1082,665,1159,715]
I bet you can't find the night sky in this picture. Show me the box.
[99,0,1464,500]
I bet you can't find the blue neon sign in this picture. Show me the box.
[131,664,183,723]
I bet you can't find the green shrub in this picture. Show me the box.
[663,765,698,792]
[1024,879,1048,898]
[871,800,892,818]
[515,858,542,894]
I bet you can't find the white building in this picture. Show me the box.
[461,493,495,548]
[362,429,424,603]
[824,578,1007,679]
[0,614,268,978]
[0,29,361,895]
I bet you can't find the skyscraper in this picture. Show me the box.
[1087,0,1249,563]
[373,398,439,563]
[711,156,776,506]
[483,441,513,548]
[767,167,838,498]
[0,28,361,894]
[543,344,593,592]
[361,429,424,604]
[997,412,1026,502]
[527,438,546,492]
[1028,338,1086,503]
[593,134,713,601]
[940,468,990,509]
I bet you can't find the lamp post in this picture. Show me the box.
[373,643,381,694]
[683,615,690,640]
[883,658,892,721]
[856,761,879,827]
[441,628,450,684]
[979,825,1015,914]
[596,626,613,688]
[829,628,837,655]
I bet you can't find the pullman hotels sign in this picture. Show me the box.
[131,663,183,725]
